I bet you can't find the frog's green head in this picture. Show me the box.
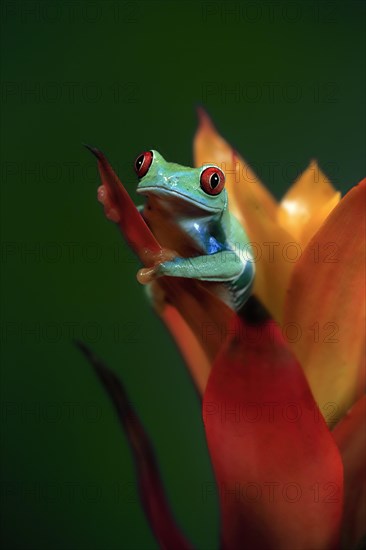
[135,150,227,214]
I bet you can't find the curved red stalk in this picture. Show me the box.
[76,341,193,550]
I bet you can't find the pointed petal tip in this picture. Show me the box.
[74,338,86,353]
[309,158,318,169]
[83,143,103,160]
[74,339,100,370]
[195,104,213,128]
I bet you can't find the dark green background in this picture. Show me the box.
[1,1,365,549]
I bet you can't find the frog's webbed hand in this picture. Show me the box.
[138,251,244,284]
[97,185,121,222]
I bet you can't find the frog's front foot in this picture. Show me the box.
[137,265,156,284]
[137,248,179,285]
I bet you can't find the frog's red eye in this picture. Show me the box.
[200,166,225,195]
[134,151,153,178]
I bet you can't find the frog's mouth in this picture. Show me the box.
[136,186,222,213]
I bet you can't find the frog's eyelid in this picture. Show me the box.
[200,164,225,175]
[150,150,167,164]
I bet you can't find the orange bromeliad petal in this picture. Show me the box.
[284,178,366,424]
[300,191,341,249]
[193,109,294,322]
[332,395,366,549]
[161,305,211,395]
[158,276,233,368]
[87,146,232,393]
[277,160,341,247]
[203,315,343,549]
[193,107,277,221]
[231,152,294,322]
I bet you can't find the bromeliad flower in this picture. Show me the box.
[80,110,365,550]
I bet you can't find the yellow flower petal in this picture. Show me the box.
[277,160,341,245]
[284,178,366,424]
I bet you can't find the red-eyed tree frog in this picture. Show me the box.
[132,150,255,312]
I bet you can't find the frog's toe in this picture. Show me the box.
[97,185,106,204]
[97,185,121,223]
[105,208,120,223]
[137,249,179,284]
[136,266,157,285]
[140,248,178,266]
